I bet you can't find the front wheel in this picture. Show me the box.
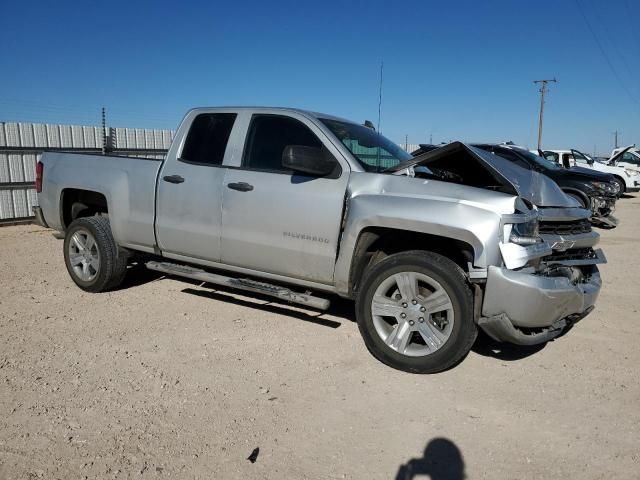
[63,216,127,292]
[612,177,625,196]
[355,251,477,374]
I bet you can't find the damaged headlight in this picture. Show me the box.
[509,217,541,245]
[505,199,543,246]
[588,181,616,194]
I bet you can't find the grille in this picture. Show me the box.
[544,248,597,262]
[539,218,592,235]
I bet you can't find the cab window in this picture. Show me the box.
[180,113,237,166]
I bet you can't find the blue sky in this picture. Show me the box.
[1,0,638,154]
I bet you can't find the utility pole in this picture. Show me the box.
[429,133,433,144]
[613,130,620,148]
[533,78,557,150]
[405,134,408,151]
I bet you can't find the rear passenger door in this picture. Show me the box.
[220,114,349,284]
[155,112,237,262]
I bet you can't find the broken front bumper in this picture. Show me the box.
[478,265,601,345]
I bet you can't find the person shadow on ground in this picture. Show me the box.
[395,438,465,480]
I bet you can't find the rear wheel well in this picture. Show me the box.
[348,227,476,297]
[61,189,108,229]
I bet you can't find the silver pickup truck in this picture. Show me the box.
[34,107,604,373]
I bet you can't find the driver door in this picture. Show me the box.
[220,114,349,284]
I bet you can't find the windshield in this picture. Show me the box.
[572,149,590,161]
[510,147,563,170]
[320,118,412,172]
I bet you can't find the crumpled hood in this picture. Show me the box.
[468,146,579,207]
[390,142,578,208]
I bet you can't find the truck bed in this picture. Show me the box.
[37,152,162,252]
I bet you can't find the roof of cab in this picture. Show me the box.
[186,106,355,124]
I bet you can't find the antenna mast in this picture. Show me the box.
[376,61,384,171]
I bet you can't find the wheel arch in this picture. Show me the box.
[561,187,590,209]
[60,188,109,229]
[345,227,477,298]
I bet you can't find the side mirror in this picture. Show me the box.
[282,145,337,177]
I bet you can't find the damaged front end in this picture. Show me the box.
[590,193,619,228]
[479,202,604,345]
[389,142,605,345]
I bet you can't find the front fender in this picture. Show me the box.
[333,193,506,294]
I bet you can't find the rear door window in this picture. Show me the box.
[180,113,237,166]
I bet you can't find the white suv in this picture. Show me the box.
[610,145,640,174]
[542,148,640,194]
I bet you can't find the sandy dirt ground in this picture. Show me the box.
[1,195,639,480]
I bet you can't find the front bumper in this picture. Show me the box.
[479,265,601,344]
[627,183,640,192]
[32,206,49,228]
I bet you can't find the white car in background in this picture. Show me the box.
[610,145,640,174]
[542,148,640,194]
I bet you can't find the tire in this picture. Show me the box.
[355,250,477,374]
[63,216,127,292]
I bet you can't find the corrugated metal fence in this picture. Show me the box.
[0,120,419,224]
[0,121,175,223]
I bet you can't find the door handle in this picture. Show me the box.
[163,175,185,184]
[227,182,254,192]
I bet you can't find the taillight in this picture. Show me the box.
[35,161,43,193]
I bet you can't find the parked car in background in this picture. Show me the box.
[412,143,619,228]
[610,145,640,174]
[34,107,604,374]
[542,148,640,194]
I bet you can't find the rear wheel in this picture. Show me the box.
[355,251,477,374]
[63,216,127,292]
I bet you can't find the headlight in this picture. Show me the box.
[588,181,616,193]
[624,169,633,177]
[509,217,541,245]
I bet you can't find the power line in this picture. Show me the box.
[575,0,640,110]
[624,0,640,54]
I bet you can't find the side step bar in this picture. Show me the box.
[146,261,330,311]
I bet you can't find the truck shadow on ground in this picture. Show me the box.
[118,263,355,328]
[472,330,546,361]
[396,438,465,480]
[181,286,347,329]
[119,264,548,360]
